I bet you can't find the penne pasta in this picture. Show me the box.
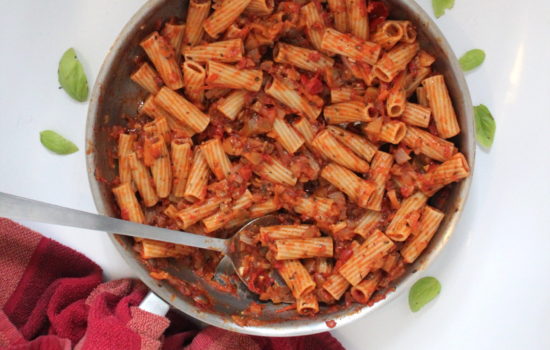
[353,210,382,238]
[373,42,419,83]
[131,62,163,94]
[184,0,211,46]
[145,135,172,198]
[273,43,334,72]
[252,154,297,186]
[321,163,375,208]
[276,259,316,299]
[378,120,407,144]
[206,61,263,92]
[397,21,417,44]
[141,239,194,259]
[400,206,445,263]
[327,126,377,161]
[176,197,224,229]
[294,196,337,221]
[201,138,233,180]
[265,78,322,120]
[155,87,210,133]
[202,190,253,232]
[162,22,186,59]
[386,89,407,117]
[422,74,461,138]
[350,271,383,304]
[312,130,370,173]
[118,134,136,187]
[321,28,381,65]
[140,32,183,90]
[183,39,244,63]
[419,153,470,195]
[401,102,431,128]
[203,0,252,38]
[296,293,319,315]
[330,86,365,104]
[141,96,196,137]
[260,225,320,245]
[402,126,456,162]
[171,140,192,197]
[323,273,349,300]
[327,0,348,33]
[323,101,374,124]
[371,21,404,50]
[300,2,326,51]
[112,183,145,224]
[386,192,428,241]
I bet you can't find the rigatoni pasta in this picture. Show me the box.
[110,0,471,317]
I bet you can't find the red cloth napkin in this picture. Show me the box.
[0,219,345,350]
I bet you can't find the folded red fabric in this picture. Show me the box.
[0,219,345,350]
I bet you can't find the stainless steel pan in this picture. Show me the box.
[86,0,475,336]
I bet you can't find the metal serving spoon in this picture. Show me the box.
[0,192,281,289]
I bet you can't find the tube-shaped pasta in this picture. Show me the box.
[353,210,382,238]
[292,117,317,145]
[323,101,374,124]
[162,23,186,59]
[118,134,136,187]
[321,28,381,65]
[184,0,211,46]
[272,117,305,154]
[140,32,183,90]
[321,163,375,208]
[323,273,349,300]
[422,74,461,138]
[176,197,224,229]
[171,140,192,197]
[183,148,210,202]
[141,96,196,137]
[265,78,322,120]
[294,196,338,221]
[112,183,145,224]
[182,61,206,105]
[405,66,431,97]
[401,102,431,128]
[273,237,333,260]
[183,39,244,63]
[252,155,297,186]
[379,121,407,144]
[371,21,404,50]
[338,230,394,286]
[416,86,429,107]
[386,89,406,117]
[202,190,253,232]
[217,90,247,120]
[245,0,274,15]
[386,192,428,241]
[402,126,456,162]
[201,138,232,180]
[330,87,364,104]
[273,43,334,72]
[206,61,263,92]
[141,239,193,259]
[373,42,419,83]
[127,152,159,207]
[296,293,319,315]
[350,271,383,304]
[312,130,370,173]
[276,259,316,298]
[400,206,445,263]
[301,2,326,51]
[346,0,368,40]
[146,136,172,198]
[327,0,348,32]
[397,20,417,43]
[367,151,394,211]
[419,153,470,195]
[248,197,280,218]
[203,0,252,38]
[155,87,210,133]
[131,63,163,94]
[327,126,376,161]
[260,225,320,245]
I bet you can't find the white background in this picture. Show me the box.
[0,0,549,349]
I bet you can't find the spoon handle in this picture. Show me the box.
[0,192,228,253]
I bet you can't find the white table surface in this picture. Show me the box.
[1,0,549,349]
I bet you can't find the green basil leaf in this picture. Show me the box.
[459,49,486,71]
[432,0,455,18]
[40,130,79,155]
[474,104,496,148]
[58,48,89,102]
[409,276,441,312]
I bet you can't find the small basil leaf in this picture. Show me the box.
[58,48,89,102]
[459,49,486,71]
[409,276,441,312]
[40,130,79,155]
[474,104,496,148]
[432,0,455,18]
